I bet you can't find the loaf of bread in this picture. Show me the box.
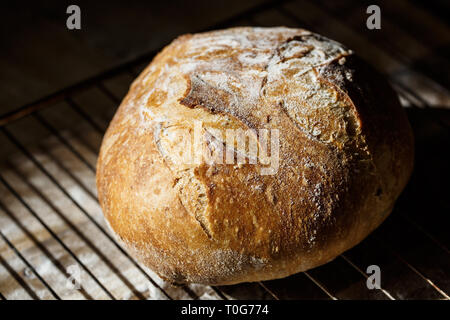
[96,27,414,285]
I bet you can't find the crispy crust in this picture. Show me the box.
[96,27,414,285]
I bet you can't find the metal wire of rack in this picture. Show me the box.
[0,0,449,300]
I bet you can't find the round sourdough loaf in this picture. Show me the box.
[96,27,414,285]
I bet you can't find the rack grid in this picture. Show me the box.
[0,0,448,300]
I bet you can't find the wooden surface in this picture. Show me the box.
[0,0,449,300]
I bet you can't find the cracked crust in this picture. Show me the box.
[96,27,414,285]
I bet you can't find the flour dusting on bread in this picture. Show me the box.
[96,27,414,285]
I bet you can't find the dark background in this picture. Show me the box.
[0,0,449,300]
[1,0,449,115]
[0,0,267,114]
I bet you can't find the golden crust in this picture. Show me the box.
[96,27,414,285]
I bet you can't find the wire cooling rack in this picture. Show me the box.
[0,0,449,300]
